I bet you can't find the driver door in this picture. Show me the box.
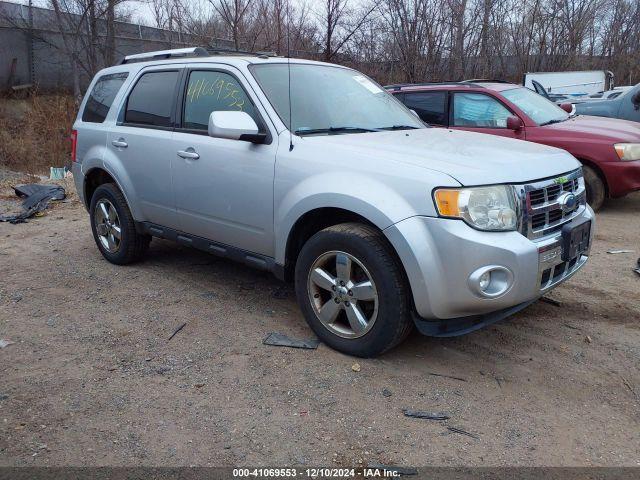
[450,92,525,140]
[171,66,277,257]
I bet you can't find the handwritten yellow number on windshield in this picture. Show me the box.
[187,76,246,111]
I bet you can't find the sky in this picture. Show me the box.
[7,0,321,27]
[9,0,177,26]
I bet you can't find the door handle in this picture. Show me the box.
[112,139,128,148]
[177,149,200,160]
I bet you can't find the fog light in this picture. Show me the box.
[468,266,514,298]
[479,271,491,291]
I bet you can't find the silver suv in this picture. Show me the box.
[72,48,594,357]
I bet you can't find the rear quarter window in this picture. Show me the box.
[81,72,128,123]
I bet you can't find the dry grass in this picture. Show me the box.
[0,93,77,175]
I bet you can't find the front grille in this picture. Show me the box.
[519,169,586,240]
[539,254,583,290]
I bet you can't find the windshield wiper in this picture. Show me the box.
[540,118,568,126]
[378,125,420,131]
[295,126,379,136]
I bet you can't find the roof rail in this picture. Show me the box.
[461,78,511,84]
[207,47,278,58]
[119,47,209,65]
[384,82,483,91]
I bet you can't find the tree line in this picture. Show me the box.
[7,0,640,91]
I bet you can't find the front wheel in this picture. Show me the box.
[294,223,413,357]
[582,165,605,211]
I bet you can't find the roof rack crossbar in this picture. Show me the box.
[119,47,209,65]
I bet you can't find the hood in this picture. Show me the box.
[300,128,579,186]
[542,115,640,142]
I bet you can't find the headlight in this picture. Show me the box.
[434,185,518,231]
[614,143,640,161]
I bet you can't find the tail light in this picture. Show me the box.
[71,129,78,162]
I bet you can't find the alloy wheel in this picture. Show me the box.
[307,250,379,339]
[94,199,121,253]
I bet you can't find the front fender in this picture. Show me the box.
[275,173,428,265]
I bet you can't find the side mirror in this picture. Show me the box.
[208,111,265,143]
[559,103,574,114]
[409,109,420,118]
[506,115,523,131]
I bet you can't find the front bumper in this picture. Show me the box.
[384,205,594,335]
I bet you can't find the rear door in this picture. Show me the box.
[170,65,277,257]
[402,91,449,127]
[450,91,525,140]
[108,66,183,228]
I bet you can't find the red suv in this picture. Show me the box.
[387,81,640,210]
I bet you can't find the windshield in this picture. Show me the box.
[502,87,569,125]
[250,64,424,135]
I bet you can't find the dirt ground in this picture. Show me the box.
[0,173,639,468]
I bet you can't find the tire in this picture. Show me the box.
[294,222,413,357]
[582,165,605,211]
[89,183,150,265]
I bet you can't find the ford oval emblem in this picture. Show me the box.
[559,192,577,212]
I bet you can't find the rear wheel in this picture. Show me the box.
[294,223,412,357]
[89,183,150,264]
[582,165,605,211]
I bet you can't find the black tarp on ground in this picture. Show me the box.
[0,184,65,224]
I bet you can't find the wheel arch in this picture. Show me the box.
[576,158,609,197]
[280,207,378,282]
[83,166,142,219]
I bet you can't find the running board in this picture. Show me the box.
[137,221,281,276]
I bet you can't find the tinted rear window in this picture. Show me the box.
[82,72,128,123]
[403,91,447,125]
[125,71,179,127]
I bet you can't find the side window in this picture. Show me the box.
[404,92,447,125]
[82,72,128,123]
[125,70,179,127]
[182,70,260,131]
[453,93,512,128]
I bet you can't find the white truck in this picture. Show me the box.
[524,70,614,101]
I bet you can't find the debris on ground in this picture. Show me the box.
[367,463,418,476]
[351,363,361,372]
[621,377,638,399]
[402,409,450,420]
[0,339,15,349]
[382,388,393,397]
[585,335,593,344]
[607,249,634,254]
[540,296,562,307]
[262,332,319,349]
[446,426,480,440]
[428,372,467,382]
[0,184,65,224]
[634,258,640,276]
[167,322,187,341]
[563,323,580,330]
